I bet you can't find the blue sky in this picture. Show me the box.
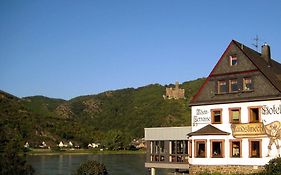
[1,0,281,100]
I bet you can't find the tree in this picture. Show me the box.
[103,130,126,150]
[0,136,34,175]
[74,160,107,175]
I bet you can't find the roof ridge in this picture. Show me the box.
[188,124,230,136]
[232,40,261,56]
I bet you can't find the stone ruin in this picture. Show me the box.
[164,81,185,100]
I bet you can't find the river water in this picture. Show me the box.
[27,154,170,175]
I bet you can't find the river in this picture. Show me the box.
[27,154,170,175]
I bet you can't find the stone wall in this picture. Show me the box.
[189,164,265,175]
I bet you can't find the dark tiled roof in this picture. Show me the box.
[233,40,281,92]
[190,40,281,106]
[188,124,230,136]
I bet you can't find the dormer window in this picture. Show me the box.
[229,79,238,92]
[243,78,253,91]
[218,80,227,94]
[230,55,238,66]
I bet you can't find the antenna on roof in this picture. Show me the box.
[252,35,259,52]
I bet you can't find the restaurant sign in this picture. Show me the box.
[231,123,266,138]
[193,108,210,126]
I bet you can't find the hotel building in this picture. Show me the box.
[145,40,281,175]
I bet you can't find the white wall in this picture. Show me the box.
[189,136,274,166]
[192,100,281,131]
[190,100,281,166]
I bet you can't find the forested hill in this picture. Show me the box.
[0,78,205,149]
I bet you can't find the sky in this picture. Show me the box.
[1,0,281,100]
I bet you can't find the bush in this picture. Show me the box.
[265,157,281,175]
[74,160,108,175]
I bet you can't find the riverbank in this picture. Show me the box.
[26,148,146,155]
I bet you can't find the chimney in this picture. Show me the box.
[261,43,271,67]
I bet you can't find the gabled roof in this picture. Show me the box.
[188,124,230,136]
[190,40,281,105]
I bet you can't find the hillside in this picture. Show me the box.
[0,90,34,151]
[0,78,205,149]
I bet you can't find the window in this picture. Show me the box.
[211,109,222,124]
[243,78,253,91]
[171,141,185,154]
[172,140,185,154]
[155,141,165,154]
[150,141,165,162]
[230,55,238,66]
[229,79,239,92]
[210,140,224,158]
[230,140,242,158]
[229,108,241,123]
[249,140,262,158]
[170,140,188,163]
[249,107,261,123]
[195,140,206,158]
[218,80,227,94]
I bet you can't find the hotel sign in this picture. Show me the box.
[261,104,281,125]
[262,104,281,115]
[231,123,266,138]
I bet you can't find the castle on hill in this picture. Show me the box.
[164,81,185,99]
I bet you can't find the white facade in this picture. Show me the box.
[189,99,281,166]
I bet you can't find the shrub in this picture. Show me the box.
[265,157,281,175]
[74,160,108,175]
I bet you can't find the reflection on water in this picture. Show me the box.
[27,154,170,175]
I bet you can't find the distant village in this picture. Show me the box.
[23,138,146,151]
